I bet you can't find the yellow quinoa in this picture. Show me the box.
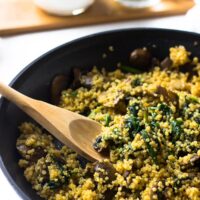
[17,46,200,200]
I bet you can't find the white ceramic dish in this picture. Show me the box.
[116,0,160,8]
[34,0,95,16]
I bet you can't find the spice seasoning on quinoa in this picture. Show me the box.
[17,46,200,200]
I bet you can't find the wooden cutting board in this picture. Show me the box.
[0,0,194,36]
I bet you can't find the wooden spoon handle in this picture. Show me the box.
[0,82,77,123]
[0,82,76,146]
[0,82,33,109]
[0,82,81,138]
[0,82,103,161]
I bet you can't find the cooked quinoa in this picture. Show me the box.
[17,46,200,200]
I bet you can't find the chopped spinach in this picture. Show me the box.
[128,103,139,116]
[150,121,159,129]
[186,96,199,104]
[47,167,69,189]
[46,156,70,189]
[173,176,190,189]
[171,120,183,143]
[113,128,120,135]
[143,109,149,123]
[141,130,158,164]
[48,177,67,189]
[125,115,141,138]
[159,103,171,115]
[194,117,200,124]
[105,114,111,126]
[48,180,62,189]
[125,103,143,138]
[120,65,143,74]
[93,136,103,152]
[131,78,142,87]
[71,90,78,97]
[157,191,166,200]
[182,96,199,116]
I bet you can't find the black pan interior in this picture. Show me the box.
[1,28,200,200]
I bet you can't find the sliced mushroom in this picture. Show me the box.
[81,75,93,89]
[94,162,116,182]
[104,189,116,200]
[123,170,130,178]
[180,155,200,171]
[114,100,127,115]
[16,144,30,158]
[30,146,47,162]
[98,90,124,108]
[163,187,173,200]
[130,48,152,69]
[190,155,200,167]
[70,68,82,89]
[17,144,46,163]
[156,86,179,109]
[151,57,160,68]
[51,75,69,105]
[160,57,173,69]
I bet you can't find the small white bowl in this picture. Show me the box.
[116,0,160,8]
[34,0,95,16]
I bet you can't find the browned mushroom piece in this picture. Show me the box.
[160,57,173,69]
[16,144,30,158]
[151,57,160,68]
[30,146,47,162]
[17,144,47,163]
[163,187,173,200]
[156,86,179,109]
[180,154,200,171]
[114,100,127,115]
[190,155,200,167]
[82,75,93,89]
[94,162,116,182]
[104,189,116,200]
[123,170,130,178]
[71,68,82,89]
[130,48,152,69]
[51,75,69,105]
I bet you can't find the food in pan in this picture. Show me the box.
[16,46,200,200]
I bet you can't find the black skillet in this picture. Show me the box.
[0,28,200,200]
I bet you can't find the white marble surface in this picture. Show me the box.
[0,13,199,200]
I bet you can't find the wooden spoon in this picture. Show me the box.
[0,82,105,162]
